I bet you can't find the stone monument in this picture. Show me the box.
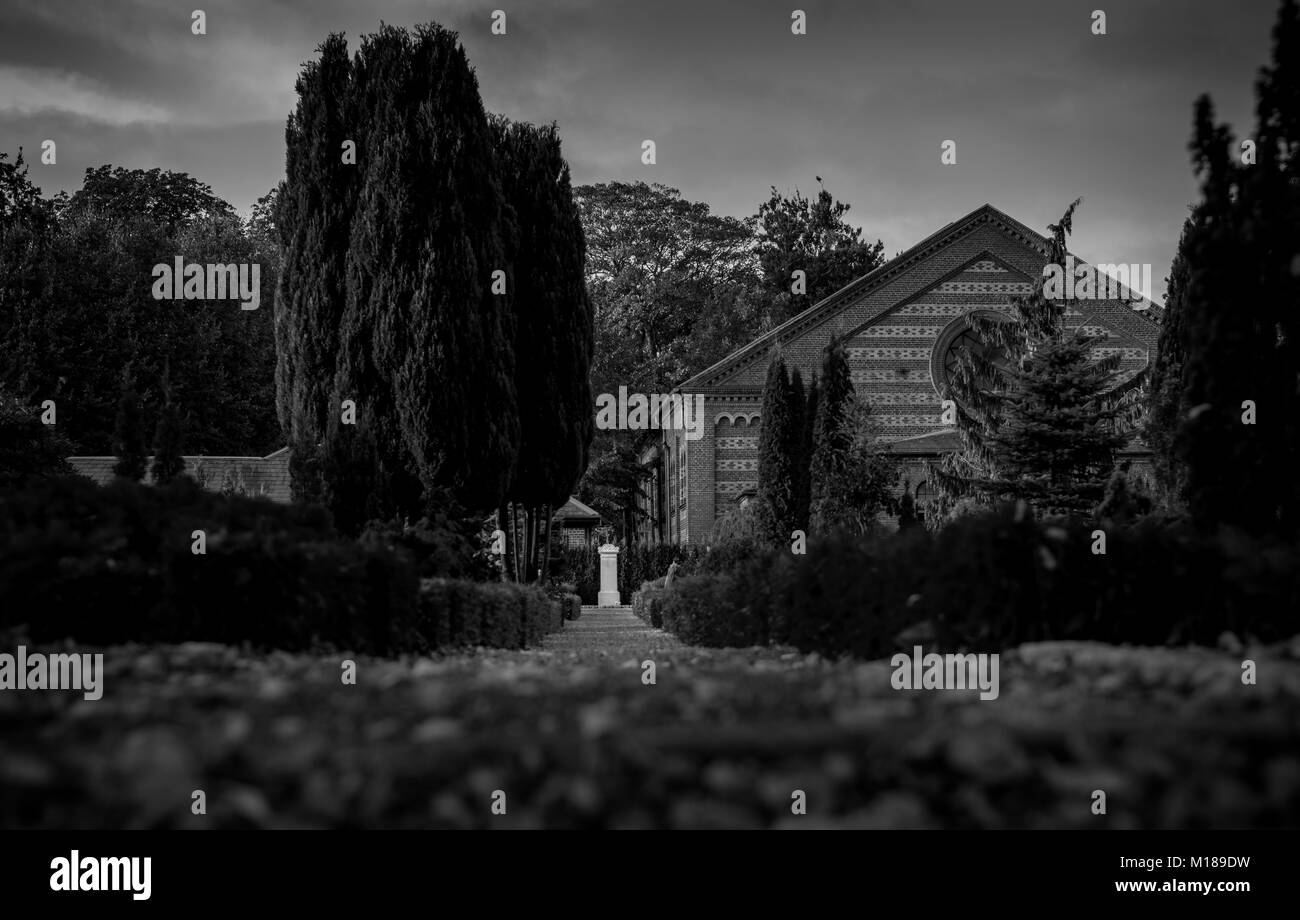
[597,543,621,606]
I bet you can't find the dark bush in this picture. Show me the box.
[659,574,768,647]
[645,505,1300,657]
[0,475,560,655]
[0,475,423,654]
[359,514,496,581]
[696,538,770,576]
[553,546,599,602]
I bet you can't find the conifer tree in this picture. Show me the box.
[1178,0,1300,535]
[809,336,854,529]
[1144,214,1197,509]
[278,25,522,529]
[757,353,796,543]
[786,369,807,533]
[112,384,148,481]
[151,400,186,485]
[276,33,357,507]
[792,370,816,532]
[932,200,1134,517]
[492,116,593,580]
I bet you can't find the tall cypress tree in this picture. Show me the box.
[792,369,815,532]
[1145,214,1197,509]
[276,33,357,507]
[757,353,796,543]
[279,25,522,529]
[809,336,853,530]
[786,368,806,533]
[1179,0,1300,536]
[492,116,593,581]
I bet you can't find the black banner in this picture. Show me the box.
[1,831,1284,907]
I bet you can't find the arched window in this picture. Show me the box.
[931,311,1014,399]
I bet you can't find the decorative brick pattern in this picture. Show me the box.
[862,393,943,406]
[716,436,758,450]
[852,369,933,384]
[857,324,947,338]
[717,458,757,472]
[935,280,1033,294]
[969,259,1008,272]
[716,480,757,494]
[849,346,932,360]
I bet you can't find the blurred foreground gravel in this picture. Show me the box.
[2,606,1298,829]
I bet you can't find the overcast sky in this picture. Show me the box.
[0,0,1284,303]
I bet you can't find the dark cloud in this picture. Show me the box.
[0,0,1283,302]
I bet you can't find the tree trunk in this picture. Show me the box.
[523,505,536,583]
[509,503,524,583]
[541,502,555,584]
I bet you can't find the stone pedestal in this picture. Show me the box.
[597,543,621,606]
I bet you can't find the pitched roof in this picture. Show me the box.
[678,203,1161,391]
[67,448,292,503]
[553,495,602,523]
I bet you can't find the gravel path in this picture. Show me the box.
[2,617,1298,829]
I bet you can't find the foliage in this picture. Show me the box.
[112,385,148,481]
[0,154,281,458]
[417,578,560,651]
[358,512,497,582]
[279,26,521,525]
[0,386,74,490]
[932,200,1134,518]
[1145,214,1196,510]
[808,336,900,534]
[1175,0,1300,536]
[0,474,428,654]
[150,398,186,485]
[755,178,885,322]
[648,505,1300,658]
[492,116,593,581]
[1094,465,1155,526]
[756,353,796,544]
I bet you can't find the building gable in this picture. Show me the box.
[680,204,1159,395]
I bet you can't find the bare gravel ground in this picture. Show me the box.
[2,607,1298,829]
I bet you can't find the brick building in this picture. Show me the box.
[637,204,1162,544]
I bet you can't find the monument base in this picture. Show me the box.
[597,590,621,607]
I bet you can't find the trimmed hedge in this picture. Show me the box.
[559,593,582,621]
[416,578,560,651]
[648,506,1300,658]
[631,581,670,628]
[0,475,560,655]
